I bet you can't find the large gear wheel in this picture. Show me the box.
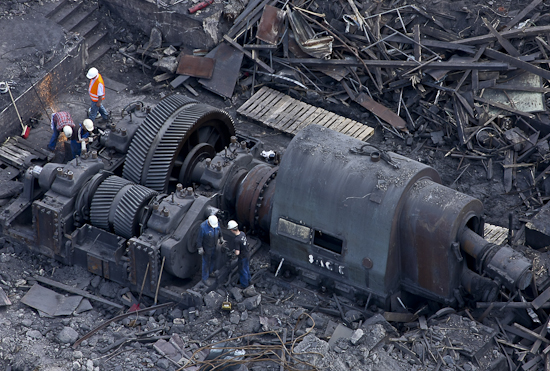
[122,94,235,193]
[113,184,158,239]
[122,94,198,184]
[90,176,133,231]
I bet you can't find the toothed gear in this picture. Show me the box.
[123,94,198,184]
[90,176,133,231]
[144,104,235,192]
[114,184,158,239]
[122,94,235,193]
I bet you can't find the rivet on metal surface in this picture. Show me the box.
[362,257,373,269]
[206,158,212,168]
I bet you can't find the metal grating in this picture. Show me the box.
[237,86,374,141]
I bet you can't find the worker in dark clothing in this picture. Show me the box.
[48,111,75,151]
[196,215,222,282]
[70,119,94,158]
[228,220,250,288]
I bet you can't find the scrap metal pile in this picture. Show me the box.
[130,0,548,221]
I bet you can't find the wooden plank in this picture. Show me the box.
[291,107,325,134]
[345,123,365,137]
[281,106,310,132]
[315,111,337,128]
[275,102,305,130]
[286,105,318,133]
[275,103,306,130]
[355,125,374,141]
[533,287,550,310]
[264,96,295,125]
[239,87,272,116]
[309,109,331,125]
[333,118,354,133]
[342,121,361,135]
[254,91,285,119]
[238,86,270,114]
[358,126,375,141]
[325,116,345,130]
[249,90,283,118]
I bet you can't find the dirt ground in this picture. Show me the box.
[1,0,550,370]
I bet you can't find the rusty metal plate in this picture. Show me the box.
[176,55,215,79]
[199,43,244,98]
[87,254,103,276]
[256,5,286,45]
[355,93,407,131]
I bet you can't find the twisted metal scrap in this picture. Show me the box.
[178,312,323,371]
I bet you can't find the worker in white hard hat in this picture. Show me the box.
[86,67,110,123]
[70,119,95,158]
[228,220,251,288]
[48,111,75,151]
[196,215,223,282]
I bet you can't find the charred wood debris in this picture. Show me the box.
[13,0,550,370]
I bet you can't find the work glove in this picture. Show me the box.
[198,247,204,255]
[88,137,93,143]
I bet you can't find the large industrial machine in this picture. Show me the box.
[0,93,533,310]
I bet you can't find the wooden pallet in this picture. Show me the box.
[237,87,374,141]
[484,223,509,246]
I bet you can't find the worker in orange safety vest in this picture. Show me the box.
[86,67,110,122]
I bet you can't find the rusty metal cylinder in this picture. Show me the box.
[459,226,493,263]
[459,227,532,291]
[235,164,277,231]
[460,267,498,302]
[400,179,483,300]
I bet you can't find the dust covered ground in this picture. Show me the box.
[1,0,550,370]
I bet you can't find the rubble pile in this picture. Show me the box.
[4,0,550,370]
[119,0,550,227]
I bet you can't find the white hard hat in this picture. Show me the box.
[227,220,238,230]
[86,67,98,79]
[63,126,73,138]
[83,119,94,132]
[208,215,218,228]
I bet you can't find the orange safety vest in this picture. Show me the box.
[88,74,105,102]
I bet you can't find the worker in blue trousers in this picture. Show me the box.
[227,220,250,288]
[70,119,94,158]
[197,215,224,283]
